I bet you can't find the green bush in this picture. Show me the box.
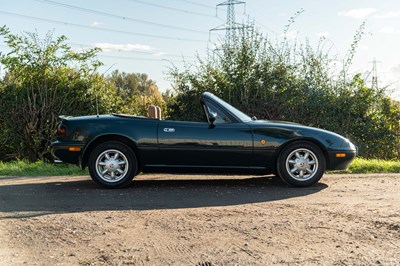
[0,27,168,162]
[167,22,400,160]
[0,26,121,162]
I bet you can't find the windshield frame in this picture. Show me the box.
[201,92,252,123]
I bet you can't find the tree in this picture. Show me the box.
[0,26,120,161]
[107,70,158,98]
[107,70,166,117]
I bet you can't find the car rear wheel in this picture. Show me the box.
[88,141,137,188]
[277,141,326,187]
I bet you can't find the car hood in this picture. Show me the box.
[247,119,355,150]
[250,119,333,134]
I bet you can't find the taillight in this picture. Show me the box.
[57,124,67,137]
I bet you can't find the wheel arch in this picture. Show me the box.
[81,134,142,173]
[276,138,330,168]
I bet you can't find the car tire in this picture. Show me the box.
[88,141,137,188]
[277,141,326,187]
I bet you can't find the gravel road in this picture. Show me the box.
[0,173,399,265]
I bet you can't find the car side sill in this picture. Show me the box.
[145,164,266,170]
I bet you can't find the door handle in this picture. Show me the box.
[163,128,175,133]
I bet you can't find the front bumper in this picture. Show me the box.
[51,141,85,165]
[327,149,357,170]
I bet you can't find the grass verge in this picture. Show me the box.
[0,157,399,177]
[339,157,400,174]
[0,160,87,177]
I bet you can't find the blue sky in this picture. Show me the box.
[1,0,400,99]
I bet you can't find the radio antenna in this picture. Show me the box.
[96,94,99,118]
[96,63,117,117]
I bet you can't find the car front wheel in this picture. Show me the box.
[88,141,137,188]
[277,141,326,187]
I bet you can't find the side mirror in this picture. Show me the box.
[208,112,217,127]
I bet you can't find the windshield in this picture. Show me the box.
[204,93,252,122]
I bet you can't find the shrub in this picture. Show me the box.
[167,22,400,159]
[0,27,120,161]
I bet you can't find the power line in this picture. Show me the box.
[128,0,220,19]
[0,10,207,42]
[253,19,278,35]
[68,42,195,59]
[174,0,215,9]
[245,6,278,35]
[1,44,191,63]
[98,54,191,63]
[34,0,208,34]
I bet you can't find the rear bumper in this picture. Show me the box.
[51,141,85,165]
[327,150,357,170]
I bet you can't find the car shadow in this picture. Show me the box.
[0,175,327,219]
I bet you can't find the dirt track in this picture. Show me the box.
[0,173,399,265]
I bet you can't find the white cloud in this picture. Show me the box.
[374,11,400,19]
[152,52,166,57]
[338,8,377,19]
[90,21,103,27]
[390,65,400,76]
[380,27,400,34]
[315,31,330,38]
[95,43,155,52]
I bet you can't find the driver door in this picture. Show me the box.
[157,101,253,168]
[158,121,253,167]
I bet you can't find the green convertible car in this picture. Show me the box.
[52,92,356,188]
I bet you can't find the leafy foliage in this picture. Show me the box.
[107,70,166,117]
[1,21,399,162]
[0,27,167,162]
[167,23,400,160]
[0,27,119,161]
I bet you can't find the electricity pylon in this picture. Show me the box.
[210,0,247,47]
[371,58,379,90]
